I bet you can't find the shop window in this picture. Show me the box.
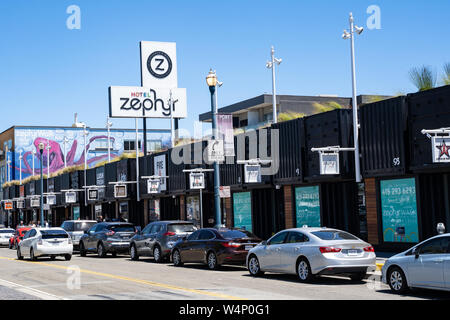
[124,140,142,151]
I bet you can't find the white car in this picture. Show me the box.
[17,227,73,261]
[0,228,14,246]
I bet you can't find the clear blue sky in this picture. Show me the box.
[0,0,448,135]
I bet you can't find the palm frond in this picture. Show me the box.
[409,66,436,91]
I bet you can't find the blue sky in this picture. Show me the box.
[0,0,449,135]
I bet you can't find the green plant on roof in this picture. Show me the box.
[277,111,306,122]
[312,101,344,114]
[409,65,436,92]
[443,63,450,86]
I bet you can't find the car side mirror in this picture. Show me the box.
[136,226,142,234]
[412,247,420,259]
[261,240,268,246]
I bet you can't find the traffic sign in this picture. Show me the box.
[189,173,205,190]
[4,201,13,210]
[244,164,262,183]
[147,179,160,194]
[206,140,225,163]
[65,192,77,204]
[219,186,231,198]
[114,185,127,198]
[319,153,340,175]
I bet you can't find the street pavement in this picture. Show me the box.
[0,247,447,300]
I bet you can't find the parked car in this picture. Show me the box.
[130,221,197,262]
[0,228,15,247]
[60,220,97,250]
[9,227,32,249]
[382,233,450,293]
[17,227,73,261]
[246,227,376,282]
[171,228,261,270]
[79,222,136,258]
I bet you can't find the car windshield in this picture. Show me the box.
[219,230,258,240]
[0,229,14,233]
[74,222,97,232]
[168,224,197,233]
[41,230,69,239]
[311,230,358,241]
[109,225,135,233]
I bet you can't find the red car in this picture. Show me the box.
[9,227,31,249]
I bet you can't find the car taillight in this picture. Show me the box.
[106,231,115,236]
[164,232,176,236]
[222,242,241,248]
[319,247,342,254]
[363,246,374,252]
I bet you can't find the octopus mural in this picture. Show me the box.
[18,135,118,176]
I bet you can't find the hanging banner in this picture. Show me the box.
[109,86,187,119]
[4,201,13,210]
[295,186,321,228]
[380,178,419,243]
[16,200,25,209]
[189,173,205,190]
[154,155,167,191]
[147,179,161,194]
[244,164,262,183]
[140,41,178,89]
[320,153,340,175]
[65,192,77,204]
[206,140,225,163]
[31,198,40,208]
[217,114,235,156]
[432,136,450,163]
[19,185,25,198]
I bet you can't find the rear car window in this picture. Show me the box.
[41,230,69,239]
[74,222,97,232]
[0,229,14,233]
[311,231,358,241]
[168,224,197,233]
[219,230,257,239]
[109,225,135,233]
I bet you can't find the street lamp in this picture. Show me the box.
[82,124,89,207]
[106,117,113,163]
[206,69,222,228]
[266,46,282,124]
[38,142,45,227]
[342,12,363,183]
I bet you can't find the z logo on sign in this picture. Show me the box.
[147,51,172,79]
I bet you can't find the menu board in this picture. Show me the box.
[295,186,321,228]
[380,178,419,243]
[233,192,252,232]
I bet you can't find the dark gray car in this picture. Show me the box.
[79,222,136,258]
[130,221,197,262]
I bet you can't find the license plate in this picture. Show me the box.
[51,242,61,245]
[245,245,253,251]
[348,250,358,256]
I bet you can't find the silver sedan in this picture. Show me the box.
[246,227,376,282]
[382,234,450,293]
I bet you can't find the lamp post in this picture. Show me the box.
[32,149,36,175]
[62,136,69,168]
[206,69,222,228]
[266,46,282,124]
[38,142,45,227]
[82,124,89,207]
[19,151,23,184]
[46,142,51,177]
[342,12,363,183]
[106,117,113,163]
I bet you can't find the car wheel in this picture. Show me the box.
[97,242,106,258]
[153,246,162,263]
[388,267,408,294]
[65,254,72,261]
[350,272,367,281]
[172,250,183,267]
[17,247,23,260]
[248,255,264,277]
[30,248,37,261]
[297,258,313,283]
[79,242,87,257]
[207,251,218,270]
[130,244,139,261]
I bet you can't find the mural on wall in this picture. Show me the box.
[12,127,171,180]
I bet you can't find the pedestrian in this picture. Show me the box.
[97,215,103,223]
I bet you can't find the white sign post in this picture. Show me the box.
[189,173,205,190]
[147,179,161,194]
[244,164,262,183]
[154,155,167,191]
[65,192,77,204]
[432,136,450,163]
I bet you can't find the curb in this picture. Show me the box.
[376,263,384,271]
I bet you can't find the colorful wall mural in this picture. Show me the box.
[9,127,171,181]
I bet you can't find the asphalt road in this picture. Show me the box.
[0,247,447,300]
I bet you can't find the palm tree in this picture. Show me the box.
[443,63,450,85]
[409,66,436,91]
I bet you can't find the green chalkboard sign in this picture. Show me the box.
[233,192,252,232]
[73,206,80,220]
[380,178,419,243]
[295,186,321,227]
